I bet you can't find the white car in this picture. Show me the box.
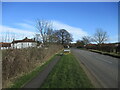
[63,49,71,54]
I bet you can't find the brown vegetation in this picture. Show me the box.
[2,44,63,88]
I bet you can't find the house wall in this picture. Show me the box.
[12,42,37,49]
[0,43,11,50]
[0,47,9,50]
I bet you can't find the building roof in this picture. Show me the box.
[12,37,36,43]
[0,42,11,47]
[86,44,97,46]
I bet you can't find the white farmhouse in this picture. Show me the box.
[12,37,37,49]
[0,42,11,50]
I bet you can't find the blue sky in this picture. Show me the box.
[1,2,118,42]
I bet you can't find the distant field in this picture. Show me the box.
[40,53,94,88]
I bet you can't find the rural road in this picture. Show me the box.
[71,48,118,88]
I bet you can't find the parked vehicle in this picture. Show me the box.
[63,49,70,55]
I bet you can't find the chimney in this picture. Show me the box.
[25,37,27,39]
[34,38,35,41]
[13,39,15,43]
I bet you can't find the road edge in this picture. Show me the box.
[22,55,61,88]
[71,51,103,88]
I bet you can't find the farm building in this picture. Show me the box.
[11,37,37,49]
[0,42,11,50]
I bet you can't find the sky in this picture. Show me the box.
[1,2,118,43]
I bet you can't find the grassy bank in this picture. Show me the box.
[77,48,120,58]
[89,49,120,58]
[8,54,57,89]
[3,44,63,88]
[40,53,94,88]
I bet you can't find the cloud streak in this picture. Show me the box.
[108,35,118,43]
[16,23,35,30]
[0,20,88,42]
[0,25,35,42]
[52,20,88,41]
[0,21,118,43]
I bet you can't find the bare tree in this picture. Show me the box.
[82,36,91,45]
[46,29,55,43]
[2,31,9,42]
[36,19,52,45]
[92,28,108,44]
[34,34,41,42]
[1,34,4,42]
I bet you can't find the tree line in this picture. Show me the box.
[76,28,109,47]
[75,29,120,54]
[35,20,109,46]
[35,19,73,46]
[35,19,119,53]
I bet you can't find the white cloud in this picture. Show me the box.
[0,25,35,35]
[23,20,35,25]
[108,35,118,43]
[16,23,35,30]
[15,20,88,42]
[0,25,35,42]
[52,20,88,41]
[0,20,88,42]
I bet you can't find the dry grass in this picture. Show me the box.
[2,44,63,88]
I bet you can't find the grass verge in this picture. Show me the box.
[89,49,120,58]
[8,53,58,89]
[40,53,94,88]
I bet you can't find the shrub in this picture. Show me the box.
[2,44,63,88]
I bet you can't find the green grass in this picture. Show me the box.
[40,53,94,88]
[8,54,57,89]
[89,49,120,57]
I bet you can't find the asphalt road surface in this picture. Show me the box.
[71,48,118,88]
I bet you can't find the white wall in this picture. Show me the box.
[12,42,37,49]
[0,47,9,50]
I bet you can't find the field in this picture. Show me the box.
[41,53,94,88]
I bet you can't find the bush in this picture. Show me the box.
[2,44,63,88]
[85,43,120,54]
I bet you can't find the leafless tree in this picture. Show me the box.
[36,19,52,45]
[46,29,55,43]
[92,28,108,44]
[1,34,4,42]
[1,31,8,42]
[34,34,41,42]
[82,36,91,45]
